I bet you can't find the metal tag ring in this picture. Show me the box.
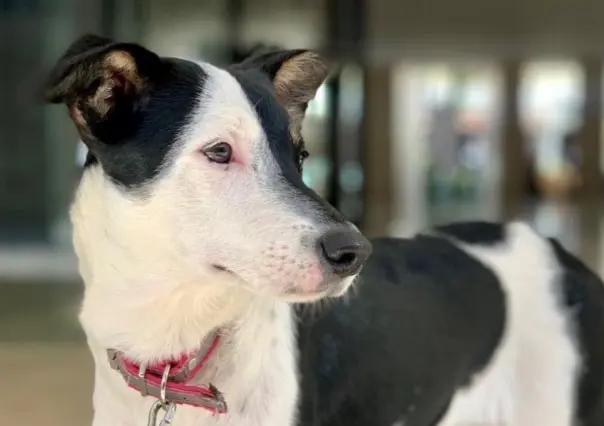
[160,364,171,404]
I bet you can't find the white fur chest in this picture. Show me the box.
[86,301,299,426]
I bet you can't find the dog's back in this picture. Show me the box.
[298,221,604,426]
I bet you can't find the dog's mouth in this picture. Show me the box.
[209,262,355,303]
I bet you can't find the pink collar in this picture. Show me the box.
[106,329,227,415]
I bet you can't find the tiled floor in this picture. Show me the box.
[0,343,93,425]
[0,282,91,424]
[2,197,604,425]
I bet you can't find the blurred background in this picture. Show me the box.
[3,0,604,423]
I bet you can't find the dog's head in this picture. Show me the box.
[44,35,371,303]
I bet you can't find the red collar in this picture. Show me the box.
[107,329,227,414]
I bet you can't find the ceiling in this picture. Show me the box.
[367,0,604,60]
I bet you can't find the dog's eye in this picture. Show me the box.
[203,142,233,164]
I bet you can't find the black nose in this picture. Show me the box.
[319,229,372,277]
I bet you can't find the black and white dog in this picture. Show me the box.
[44,35,604,426]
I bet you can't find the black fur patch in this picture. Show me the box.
[298,235,506,426]
[84,59,205,188]
[549,238,604,426]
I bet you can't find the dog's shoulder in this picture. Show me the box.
[296,223,512,426]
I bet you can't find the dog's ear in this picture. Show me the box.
[43,34,167,145]
[242,49,330,142]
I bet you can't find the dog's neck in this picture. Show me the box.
[80,275,298,425]
[79,272,255,359]
[84,293,298,426]
[77,253,299,425]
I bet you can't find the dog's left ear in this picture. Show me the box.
[245,50,330,142]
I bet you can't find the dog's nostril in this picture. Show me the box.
[323,245,358,270]
[334,251,356,266]
[319,229,372,277]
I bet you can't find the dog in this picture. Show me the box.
[44,34,604,426]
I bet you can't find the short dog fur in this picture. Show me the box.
[45,35,604,426]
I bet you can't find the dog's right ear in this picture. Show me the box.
[43,34,167,144]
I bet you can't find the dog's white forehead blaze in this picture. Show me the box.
[175,63,277,175]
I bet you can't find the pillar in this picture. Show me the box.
[578,58,603,268]
[362,65,395,237]
[578,57,602,197]
[500,59,527,218]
